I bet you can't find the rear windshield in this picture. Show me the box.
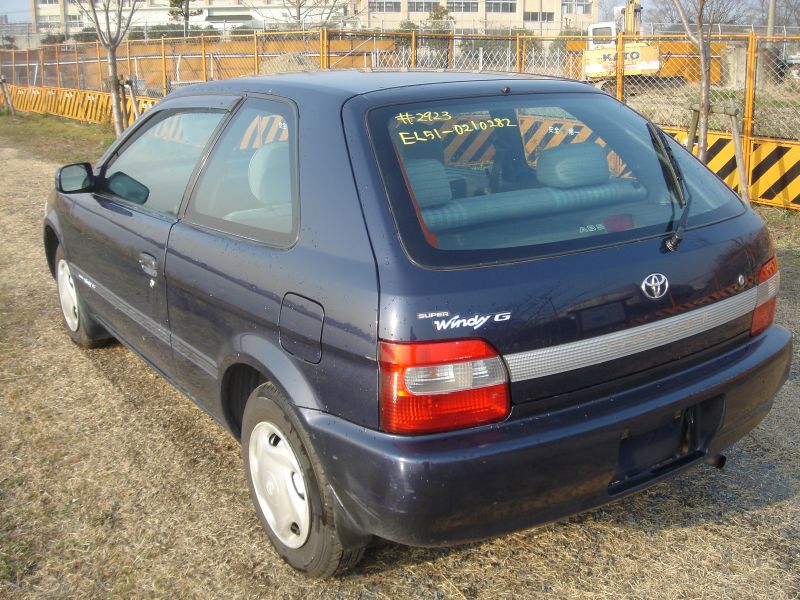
[367,92,745,268]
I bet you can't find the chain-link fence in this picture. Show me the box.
[3,29,800,145]
[621,36,750,133]
[753,36,800,140]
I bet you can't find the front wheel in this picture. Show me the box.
[242,383,367,577]
[54,245,112,348]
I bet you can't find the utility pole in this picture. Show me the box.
[767,0,776,37]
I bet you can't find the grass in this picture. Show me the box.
[0,113,115,164]
[756,205,800,250]
[0,113,798,599]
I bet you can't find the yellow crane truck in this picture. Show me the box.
[566,0,723,92]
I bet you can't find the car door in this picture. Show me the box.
[165,96,301,419]
[58,97,234,374]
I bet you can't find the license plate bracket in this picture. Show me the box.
[608,395,724,495]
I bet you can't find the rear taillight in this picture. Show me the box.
[751,256,780,336]
[379,339,510,435]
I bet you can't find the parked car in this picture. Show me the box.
[44,71,791,577]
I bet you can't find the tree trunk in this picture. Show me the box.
[184,0,190,37]
[106,46,125,137]
[696,21,711,164]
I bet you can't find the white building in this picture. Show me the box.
[29,0,598,36]
[350,0,598,34]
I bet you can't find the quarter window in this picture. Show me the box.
[100,109,225,216]
[186,98,298,245]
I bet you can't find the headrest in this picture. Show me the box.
[248,141,291,206]
[403,159,452,208]
[537,142,610,189]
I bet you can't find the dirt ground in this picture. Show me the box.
[0,126,799,598]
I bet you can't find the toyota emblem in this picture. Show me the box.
[641,273,669,300]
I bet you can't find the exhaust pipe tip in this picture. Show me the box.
[704,454,726,469]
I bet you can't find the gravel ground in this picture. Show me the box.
[0,140,799,599]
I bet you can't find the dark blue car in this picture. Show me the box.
[44,71,791,577]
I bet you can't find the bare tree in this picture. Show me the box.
[650,0,756,27]
[169,0,203,37]
[74,0,141,136]
[243,0,348,28]
[754,0,800,26]
[597,0,619,21]
[669,0,712,161]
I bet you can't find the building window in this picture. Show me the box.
[447,1,478,12]
[562,1,592,15]
[486,0,516,12]
[368,0,401,11]
[66,14,83,27]
[37,0,59,5]
[37,15,61,29]
[523,11,554,21]
[408,0,439,11]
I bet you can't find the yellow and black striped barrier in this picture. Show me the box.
[749,140,800,208]
[1,84,156,127]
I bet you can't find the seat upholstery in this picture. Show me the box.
[403,159,453,208]
[536,142,610,189]
[248,141,291,209]
[416,142,645,233]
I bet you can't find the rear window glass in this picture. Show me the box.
[367,93,745,267]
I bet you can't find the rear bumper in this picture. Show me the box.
[300,325,792,547]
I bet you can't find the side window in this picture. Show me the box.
[186,98,297,245]
[100,109,226,217]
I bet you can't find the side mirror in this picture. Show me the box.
[56,163,94,194]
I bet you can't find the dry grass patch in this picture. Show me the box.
[0,119,798,599]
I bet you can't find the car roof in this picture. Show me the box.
[166,70,595,104]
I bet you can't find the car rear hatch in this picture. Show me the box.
[360,83,775,408]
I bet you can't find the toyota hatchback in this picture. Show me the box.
[44,72,791,577]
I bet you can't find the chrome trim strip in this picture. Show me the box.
[504,287,759,383]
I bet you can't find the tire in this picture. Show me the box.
[242,383,367,578]
[54,245,112,348]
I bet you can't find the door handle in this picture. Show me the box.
[138,252,158,278]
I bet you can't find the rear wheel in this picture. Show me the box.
[54,246,111,348]
[242,383,367,577]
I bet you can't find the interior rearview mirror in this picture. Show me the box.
[56,163,94,194]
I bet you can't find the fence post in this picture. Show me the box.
[411,30,416,68]
[75,44,81,90]
[40,47,45,88]
[253,32,259,75]
[161,37,168,96]
[11,49,15,86]
[743,30,758,198]
[515,34,522,73]
[126,39,132,81]
[448,33,454,69]
[615,32,625,101]
[95,41,102,91]
[55,44,61,88]
[201,34,207,81]
[26,50,30,87]
[325,27,330,69]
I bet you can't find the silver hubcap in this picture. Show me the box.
[57,259,79,332]
[249,421,310,549]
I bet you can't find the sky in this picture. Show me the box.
[1,0,31,21]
